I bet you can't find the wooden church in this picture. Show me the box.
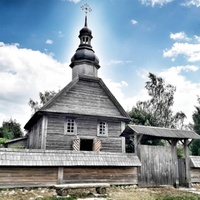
[25,15,130,153]
[0,7,141,188]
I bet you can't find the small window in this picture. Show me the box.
[97,122,108,137]
[65,119,76,135]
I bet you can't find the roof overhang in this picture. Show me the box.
[121,125,200,140]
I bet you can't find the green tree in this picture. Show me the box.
[190,97,200,155]
[129,73,186,128]
[29,90,57,113]
[0,119,23,147]
[127,73,187,150]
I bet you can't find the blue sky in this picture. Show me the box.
[0,0,200,130]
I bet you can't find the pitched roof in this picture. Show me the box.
[190,156,200,168]
[0,148,141,167]
[122,125,200,140]
[25,75,130,129]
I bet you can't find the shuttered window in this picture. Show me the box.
[93,138,102,152]
[72,139,80,151]
[97,122,108,137]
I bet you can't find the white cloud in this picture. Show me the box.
[158,65,200,123]
[67,0,81,3]
[107,59,132,65]
[0,42,71,129]
[127,66,200,123]
[58,31,65,38]
[140,0,173,7]
[163,42,200,62]
[181,0,200,7]
[131,19,138,25]
[170,32,190,41]
[46,39,53,44]
[195,35,200,43]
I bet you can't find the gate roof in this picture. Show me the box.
[122,125,200,140]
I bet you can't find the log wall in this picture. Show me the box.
[62,167,138,185]
[0,166,138,188]
[48,79,122,117]
[45,115,123,152]
[27,118,42,149]
[191,168,200,183]
[0,167,58,188]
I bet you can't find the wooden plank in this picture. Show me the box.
[57,167,64,184]
[138,145,178,187]
[184,139,191,187]
[0,167,58,188]
[47,79,123,117]
[41,116,48,150]
[54,183,110,189]
[62,167,138,184]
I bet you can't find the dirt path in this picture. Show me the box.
[1,186,200,200]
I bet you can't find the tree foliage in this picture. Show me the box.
[190,97,200,155]
[0,119,23,147]
[127,73,187,150]
[129,73,186,129]
[29,90,57,113]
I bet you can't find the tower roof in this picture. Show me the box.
[70,11,100,70]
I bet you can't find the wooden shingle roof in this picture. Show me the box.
[0,149,141,167]
[190,156,200,168]
[122,125,200,140]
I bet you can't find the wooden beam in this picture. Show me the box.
[171,139,179,188]
[184,139,191,188]
[57,167,64,184]
[137,135,143,144]
[121,137,126,153]
[41,115,48,150]
[134,134,143,155]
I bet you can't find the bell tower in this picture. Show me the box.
[70,4,100,79]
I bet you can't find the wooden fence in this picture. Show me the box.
[138,145,178,187]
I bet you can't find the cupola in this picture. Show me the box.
[70,5,100,79]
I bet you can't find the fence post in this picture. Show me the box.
[184,139,191,188]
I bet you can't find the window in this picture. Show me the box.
[97,122,108,137]
[72,138,102,152]
[80,139,93,151]
[65,119,76,135]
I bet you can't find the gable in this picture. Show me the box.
[41,76,130,119]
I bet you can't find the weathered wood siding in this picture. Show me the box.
[101,138,122,153]
[45,115,123,152]
[63,167,138,185]
[191,168,200,183]
[0,166,138,188]
[0,167,57,188]
[178,158,186,185]
[138,145,178,187]
[46,79,123,117]
[27,118,42,149]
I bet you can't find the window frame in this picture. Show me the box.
[64,118,77,135]
[97,121,108,137]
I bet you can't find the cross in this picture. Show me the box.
[81,3,92,16]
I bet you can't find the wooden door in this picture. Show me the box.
[138,145,178,187]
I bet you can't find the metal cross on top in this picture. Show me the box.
[81,3,92,16]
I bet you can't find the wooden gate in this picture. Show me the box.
[138,145,179,187]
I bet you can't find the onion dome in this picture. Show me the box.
[70,16,100,78]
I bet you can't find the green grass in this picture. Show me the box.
[155,195,200,200]
[40,196,77,200]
